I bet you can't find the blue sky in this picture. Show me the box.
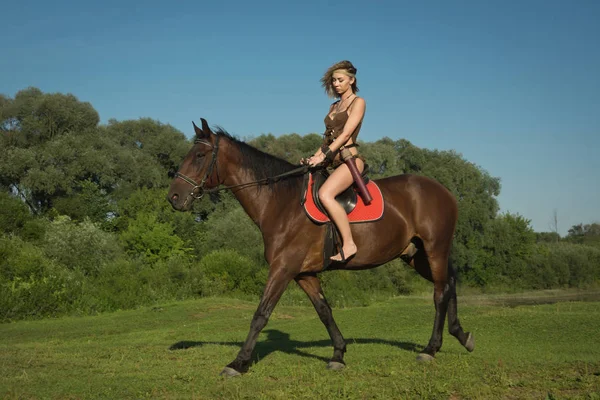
[2,0,599,235]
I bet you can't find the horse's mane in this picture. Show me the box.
[214,128,304,191]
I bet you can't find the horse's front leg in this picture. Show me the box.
[295,273,347,370]
[221,266,294,376]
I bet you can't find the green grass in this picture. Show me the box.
[1,292,600,399]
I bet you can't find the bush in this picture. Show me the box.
[67,255,201,314]
[43,216,123,276]
[52,180,115,224]
[118,212,191,264]
[0,235,85,321]
[525,243,600,289]
[0,192,32,235]
[195,195,266,265]
[20,218,49,242]
[320,260,419,308]
[195,249,267,297]
[458,213,537,288]
[84,259,153,311]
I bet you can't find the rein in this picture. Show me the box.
[175,135,312,202]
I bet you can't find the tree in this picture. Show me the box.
[249,132,322,163]
[101,118,191,179]
[0,192,32,234]
[119,212,191,263]
[566,223,600,247]
[0,88,101,212]
[0,87,99,144]
[52,180,115,224]
[478,213,536,286]
[359,137,402,177]
[0,88,191,215]
[536,231,561,243]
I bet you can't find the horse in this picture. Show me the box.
[167,119,474,377]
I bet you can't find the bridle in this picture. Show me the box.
[174,134,311,205]
[174,135,221,204]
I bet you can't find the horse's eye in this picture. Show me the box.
[196,152,205,159]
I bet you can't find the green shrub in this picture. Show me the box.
[558,244,600,287]
[20,218,49,242]
[118,212,190,264]
[52,180,115,224]
[525,243,600,289]
[79,254,209,313]
[0,192,32,235]
[0,235,85,321]
[137,255,200,301]
[195,197,266,265]
[43,216,123,276]
[320,261,419,308]
[85,259,152,311]
[196,249,267,297]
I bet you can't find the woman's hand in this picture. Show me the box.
[301,153,326,166]
[307,153,326,166]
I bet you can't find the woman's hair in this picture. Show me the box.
[320,60,359,99]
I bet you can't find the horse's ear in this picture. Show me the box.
[192,118,212,138]
[192,120,209,138]
[201,118,211,135]
[192,121,203,137]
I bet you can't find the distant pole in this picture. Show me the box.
[550,209,559,242]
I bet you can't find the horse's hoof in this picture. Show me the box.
[326,361,346,371]
[416,353,435,362]
[465,332,475,352]
[220,367,242,377]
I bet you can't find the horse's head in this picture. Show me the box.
[167,118,221,211]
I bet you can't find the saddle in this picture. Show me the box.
[301,165,384,270]
[301,165,384,225]
[303,166,371,216]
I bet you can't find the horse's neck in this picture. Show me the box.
[220,161,296,230]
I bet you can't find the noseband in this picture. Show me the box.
[174,135,221,203]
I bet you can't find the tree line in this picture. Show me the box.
[1,87,599,321]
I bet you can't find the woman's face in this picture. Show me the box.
[332,72,354,96]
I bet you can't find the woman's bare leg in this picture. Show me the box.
[318,159,364,261]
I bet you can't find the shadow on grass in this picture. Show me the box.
[170,329,422,364]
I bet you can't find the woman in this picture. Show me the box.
[302,60,366,262]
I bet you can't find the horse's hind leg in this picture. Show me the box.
[295,273,346,370]
[413,253,452,361]
[447,262,475,352]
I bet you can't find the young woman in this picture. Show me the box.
[302,60,366,262]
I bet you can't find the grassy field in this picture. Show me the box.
[1,290,600,399]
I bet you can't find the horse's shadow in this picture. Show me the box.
[170,329,422,364]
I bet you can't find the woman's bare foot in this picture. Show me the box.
[331,243,357,262]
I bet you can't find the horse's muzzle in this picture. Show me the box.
[167,192,189,211]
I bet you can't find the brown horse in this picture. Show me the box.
[167,119,474,377]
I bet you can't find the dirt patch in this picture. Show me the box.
[271,313,294,320]
[462,290,600,307]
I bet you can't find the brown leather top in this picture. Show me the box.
[322,97,362,146]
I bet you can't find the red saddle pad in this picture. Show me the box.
[303,174,384,224]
